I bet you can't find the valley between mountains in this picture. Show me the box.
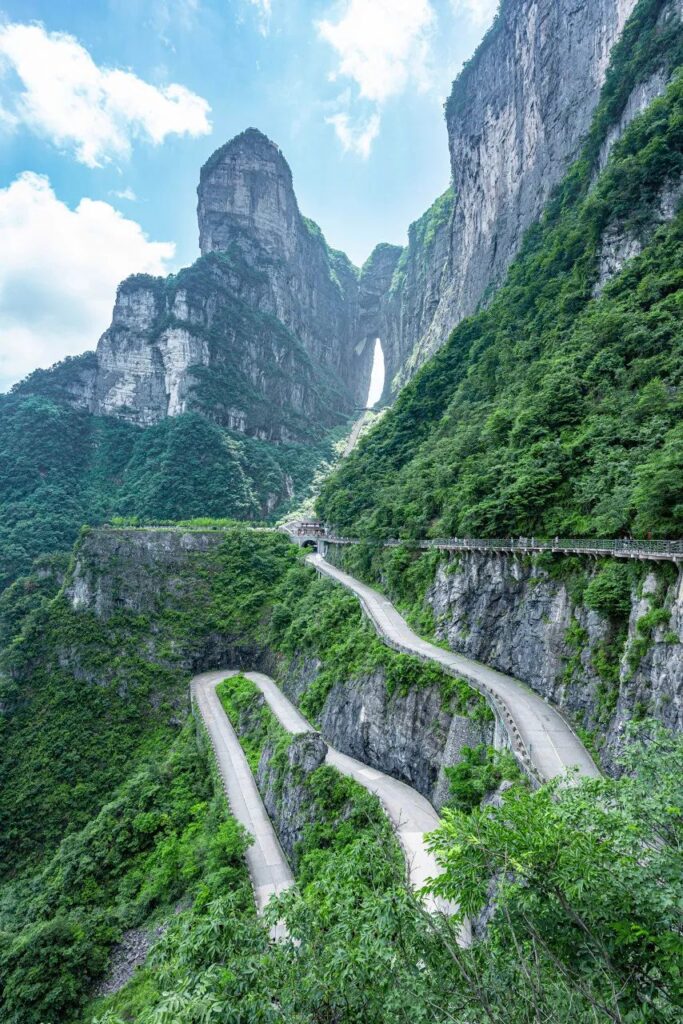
[1,1,682,1022]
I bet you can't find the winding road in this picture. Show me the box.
[192,553,598,933]
[307,553,600,783]
[233,670,458,918]
[192,671,294,922]
[193,669,461,927]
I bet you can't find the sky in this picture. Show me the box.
[0,0,498,391]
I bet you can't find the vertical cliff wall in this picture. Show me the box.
[87,130,373,440]
[426,552,683,774]
[377,0,683,394]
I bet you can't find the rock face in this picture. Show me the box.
[85,130,373,441]
[280,659,493,810]
[372,0,682,393]
[256,731,328,864]
[66,528,226,620]
[361,194,453,400]
[196,130,370,409]
[426,552,683,773]
[594,174,683,294]
[21,3,680,427]
[65,528,270,673]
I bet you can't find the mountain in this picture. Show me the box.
[0,131,376,588]
[3,2,677,594]
[20,129,371,439]
[2,2,683,1023]
[362,0,662,397]
[86,129,371,436]
[319,0,683,541]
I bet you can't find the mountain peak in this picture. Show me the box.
[197,127,297,257]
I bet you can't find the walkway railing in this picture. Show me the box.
[318,534,683,562]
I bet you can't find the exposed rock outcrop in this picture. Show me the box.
[280,659,493,810]
[426,552,683,773]
[256,731,328,864]
[94,925,166,998]
[66,528,226,619]
[376,0,682,393]
[594,173,683,294]
[80,130,373,441]
[64,528,270,674]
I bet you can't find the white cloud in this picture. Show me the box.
[0,172,175,390]
[0,98,17,129]
[247,0,272,34]
[0,22,211,168]
[317,0,435,157]
[451,0,499,28]
[325,111,380,159]
[317,0,435,104]
[110,187,138,201]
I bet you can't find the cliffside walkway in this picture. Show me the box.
[191,671,294,926]
[308,553,600,785]
[321,534,683,563]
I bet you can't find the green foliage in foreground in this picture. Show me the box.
[1,526,681,1023]
[0,723,252,1024]
[444,744,522,813]
[85,728,683,1024]
[318,34,683,540]
[428,726,683,1023]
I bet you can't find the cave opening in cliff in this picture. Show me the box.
[366,338,385,409]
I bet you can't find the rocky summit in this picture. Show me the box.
[73,129,371,440]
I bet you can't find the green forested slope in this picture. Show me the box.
[1,527,680,1024]
[0,384,344,590]
[0,527,460,875]
[318,14,683,539]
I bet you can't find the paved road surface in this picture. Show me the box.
[197,669,462,929]
[192,671,294,925]
[308,553,600,783]
[235,671,459,921]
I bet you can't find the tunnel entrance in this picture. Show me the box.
[366,338,385,409]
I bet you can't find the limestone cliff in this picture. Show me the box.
[83,130,372,441]
[376,0,681,393]
[280,658,493,810]
[426,552,683,774]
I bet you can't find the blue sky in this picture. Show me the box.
[0,0,497,389]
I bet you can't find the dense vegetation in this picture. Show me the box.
[0,380,345,590]
[58,728,683,1023]
[0,527,681,1022]
[2,4,682,1021]
[319,10,683,539]
[0,526,468,884]
[0,723,253,1024]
